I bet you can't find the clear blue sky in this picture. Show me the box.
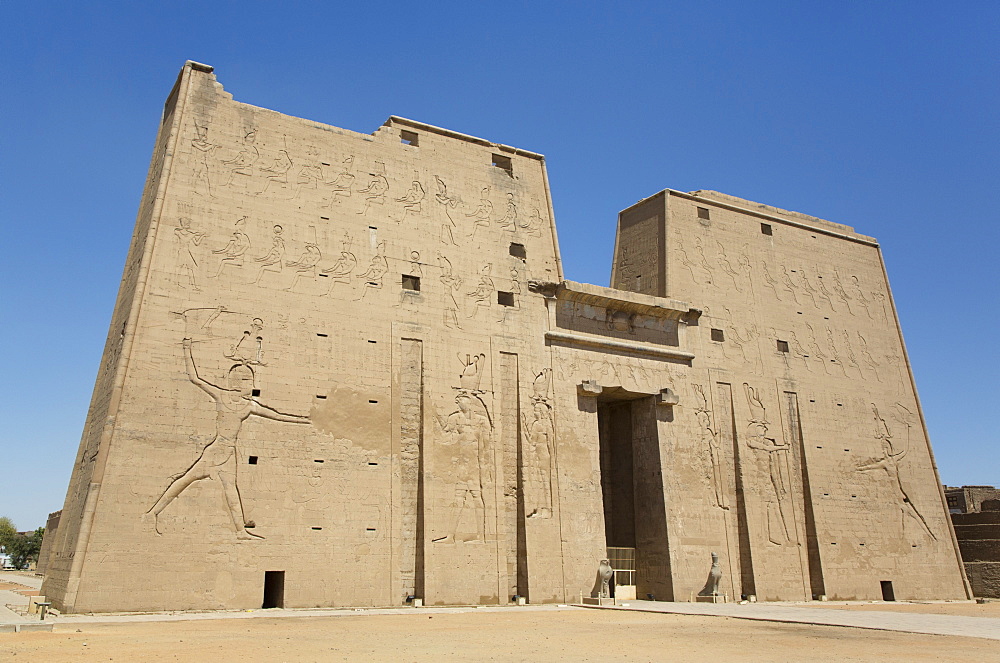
[2,2,997,529]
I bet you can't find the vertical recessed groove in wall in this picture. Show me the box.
[399,338,424,601]
[785,392,826,598]
[718,382,756,597]
[500,352,527,601]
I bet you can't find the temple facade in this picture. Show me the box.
[42,62,970,612]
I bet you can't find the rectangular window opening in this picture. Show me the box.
[492,153,513,177]
[777,340,789,353]
[400,129,419,147]
[509,243,526,260]
[262,571,285,609]
[316,333,328,337]
[402,274,421,291]
[251,389,261,397]
[369,400,378,404]
[368,462,378,466]
[761,223,773,235]
[368,340,377,344]
[498,291,515,307]
[880,581,895,601]
[311,526,323,531]
[248,456,258,465]
[314,459,325,463]
[710,328,725,342]
[697,206,710,220]
[315,395,327,400]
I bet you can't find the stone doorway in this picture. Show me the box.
[597,391,674,601]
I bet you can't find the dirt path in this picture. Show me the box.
[3,608,999,662]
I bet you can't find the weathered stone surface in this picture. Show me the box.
[42,62,969,613]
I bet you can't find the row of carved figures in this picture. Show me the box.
[669,234,890,323]
[188,123,544,242]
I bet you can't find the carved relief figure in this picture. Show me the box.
[743,383,793,545]
[850,275,874,319]
[716,241,743,292]
[292,151,324,198]
[698,552,722,597]
[190,122,217,197]
[257,149,293,195]
[466,187,493,240]
[438,253,463,328]
[393,175,425,222]
[466,264,495,318]
[832,270,853,314]
[521,207,543,237]
[253,225,285,284]
[693,384,728,509]
[775,265,799,305]
[677,235,712,286]
[327,155,356,202]
[146,336,311,539]
[356,161,389,215]
[760,261,784,301]
[355,239,388,298]
[434,176,461,245]
[211,217,252,278]
[321,233,358,295]
[458,353,487,391]
[787,331,813,372]
[224,317,265,365]
[175,217,206,291]
[858,404,936,541]
[437,393,494,542]
[221,129,259,188]
[498,193,518,231]
[522,400,555,518]
[284,230,323,291]
[856,331,882,382]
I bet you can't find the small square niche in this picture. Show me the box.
[697,207,710,220]
[509,242,526,260]
[400,130,418,147]
[777,339,789,353]
[710,328,725,342]
[402,274,420,292]
[492,153,513,177]
[761,223,773,236]
[498,291,515,307]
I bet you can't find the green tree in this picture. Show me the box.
[0,516,16,562]
[5,528,44,570]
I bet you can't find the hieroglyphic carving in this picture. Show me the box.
[522,398,554,519]
[677,235,714,286]
[284,227,323,292]
[458,353,486,391]
[437,253,463,329]
[858,404,935,541]
[787,331,813,372]
[437,392,495,542]
[257,148,293,195]
[393,174,425,223]
[355,239,388,298]
[321,232,357,295]
[327,155,356,203]
[760,261,787,301]
[466,187,493,240]
[498,193,518,231]
[849,275,874,319]
[521,207,543,237]
[433,176,461,245]
[356,161,389,215]
[693,384,728,510]
[399,251,423,309]
[466,264,495,318]
[780,266,801,305]
[717,241,743,292]
[190,123,217,197]
[221,129,259,188]
[146,328,311,540]
[832,269,853,314]
[211,217,252,278]
[743,383,794,545]
[224,317,265,365]
[175,217,206,291]
[291,148,324,199]
[856,331,882,382]
[253,225,285,284]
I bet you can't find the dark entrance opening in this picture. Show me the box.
[597,390,673,601]
[880,580,895,602]
[262,571,285,608]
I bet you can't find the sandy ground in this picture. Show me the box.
[806,601,1000,618]
[3,608,999,663]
